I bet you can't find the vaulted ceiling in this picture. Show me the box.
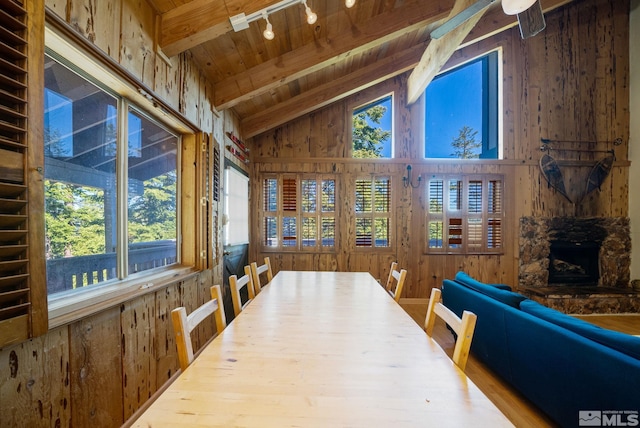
[148,0,573,138]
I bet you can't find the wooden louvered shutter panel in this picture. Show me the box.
[0,0,47,348]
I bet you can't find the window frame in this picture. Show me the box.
[354,175,394,251]
[424,49,501,160]
[44,23,199,325]
[259,173,338,253]
[424,174,504,255]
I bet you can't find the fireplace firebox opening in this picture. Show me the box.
[548,241,600,286]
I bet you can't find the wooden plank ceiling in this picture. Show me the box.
[150,0,574,138]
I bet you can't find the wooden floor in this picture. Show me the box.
[400,300,640,428]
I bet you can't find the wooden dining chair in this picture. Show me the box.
[230,265,255,317]
[384,262,407,302]
[424,287,477,371]
[250,257,273,294]
[171,284,227,371]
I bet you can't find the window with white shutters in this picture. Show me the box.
[426,175,503,254]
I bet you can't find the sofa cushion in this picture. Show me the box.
[520,299,640,360]
[453,271,525,307]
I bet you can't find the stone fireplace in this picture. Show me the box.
[519,217,639,313]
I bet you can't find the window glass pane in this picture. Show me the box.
[264,217,277,247]
[375,218,389,247]
[355,179,372,212]
[488,179,502,214]
[448,218,462,248]
[468,218,483,251]
[44,55,118,295]
[429,180,443,213]
[283,217,297,247]
[301,179,316,212]
[352,96,392,159]
[322,218,335,247]
[322,180,335,212]
[488,218,502,248]
[374,178,390,212]
[127,109,178,274]
[468,180,482,214]
[428,221,443,248]
[302,218,316,247]
[283,178,297,212]
[355,218,372,247]
[448,180,462,211]
[263,178,277,211]
[425,52,499,159]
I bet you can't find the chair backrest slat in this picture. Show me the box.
[230,265,255,317]
[250,257,273,294]
[424,287,477,371]
[384,262,407,302]
[171,284,226,371]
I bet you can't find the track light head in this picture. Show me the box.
[262,14,275,40]
[302,1,317,24]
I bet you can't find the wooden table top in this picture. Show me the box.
[132,271,513,427]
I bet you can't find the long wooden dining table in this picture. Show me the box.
[132,271,513,427]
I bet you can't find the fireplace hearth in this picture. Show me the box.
[519,217,639,313]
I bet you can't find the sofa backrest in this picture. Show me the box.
[442,279,518,383]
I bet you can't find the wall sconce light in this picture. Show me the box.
[501,0,536,15]
[345,0,356,8]
[402,165,422,188]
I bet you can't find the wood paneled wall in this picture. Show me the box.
[0,0,241,426]
[249,0,630,298]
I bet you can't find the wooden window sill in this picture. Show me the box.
[48,266,198,328]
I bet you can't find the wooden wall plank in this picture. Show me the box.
[69,307,123,427]
[0,326,70,428]
[154,284,181,384]
[120,0,156,86]
[121,293,157,420]
[68,0,121,59]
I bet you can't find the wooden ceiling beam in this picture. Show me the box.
[160,0,282,57]
[214,0,452,111]
[406,0,491,106]
[242,42,431,138]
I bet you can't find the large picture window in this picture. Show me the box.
[426,175,503,254]
[261,174,336,251]
[352,95,393,158]
[425,51,499,159]
[44,53,179,296]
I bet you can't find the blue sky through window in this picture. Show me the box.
[425,60,484,158]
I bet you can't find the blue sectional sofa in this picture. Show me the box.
[442,272,640,428]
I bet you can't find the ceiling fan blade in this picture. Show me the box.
[430,0,495,40]
[517,0,546,38]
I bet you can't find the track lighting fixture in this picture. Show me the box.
[262,13,275,40]
[231,0,356,40]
